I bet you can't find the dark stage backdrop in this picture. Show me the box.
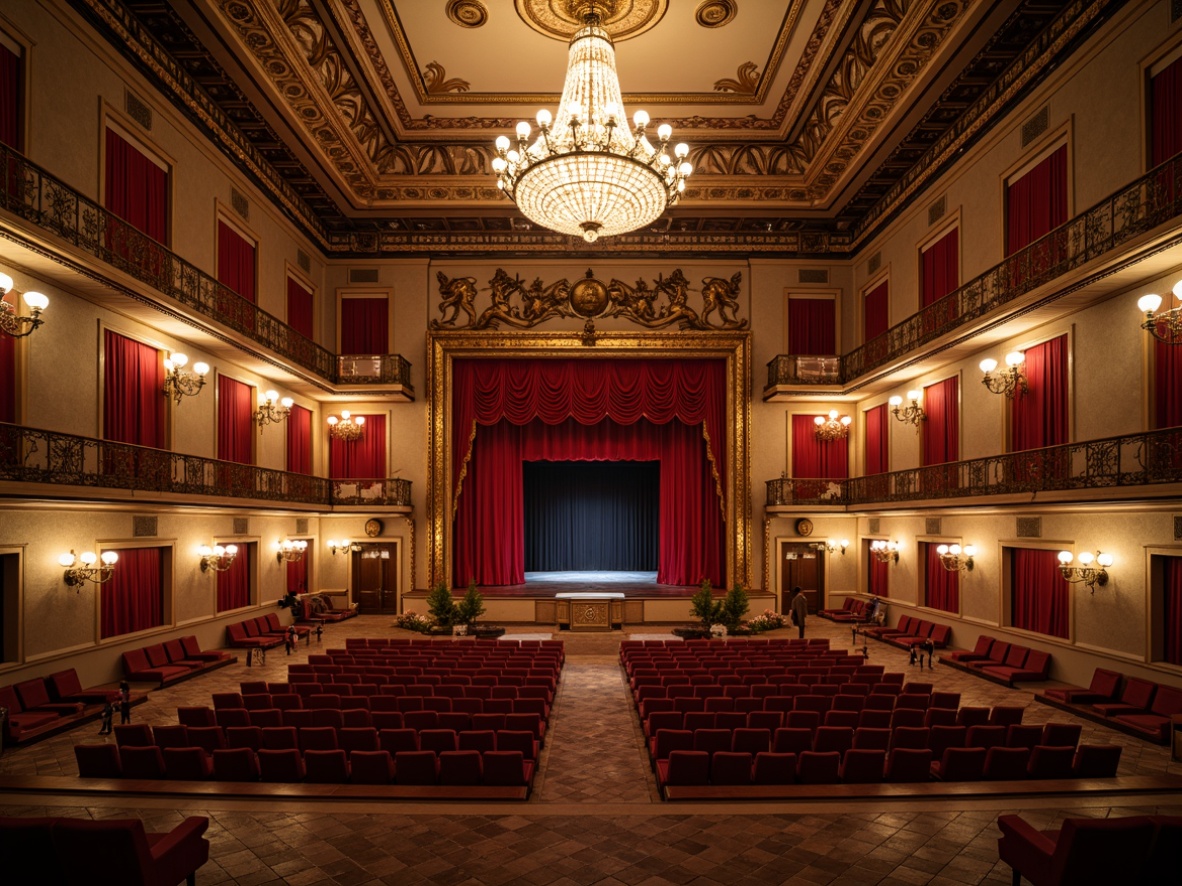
[524,461,659,572]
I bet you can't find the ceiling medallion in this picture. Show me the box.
[695,1,737,28]
[516,0,668,42]
[446,1,488,28]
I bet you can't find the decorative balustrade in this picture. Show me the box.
[0,145,411,391]
[0,423,412,508]
[337,354,413,386]
[768,154,1182,388]
[767,427,1182,507]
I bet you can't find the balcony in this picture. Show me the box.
[0,145,413,396]
[766,427,1182,510]
[0,422,412,510]
[766,154,1182,395]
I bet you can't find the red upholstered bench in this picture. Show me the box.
[122,647,192,688]
[15,678,85,717]
[1092,676,1156,718]
[981,648,1052,685]
[997,814,1157,886]
[0,684,62,743]
[1042,667,1121,704]
[1113,684,1182,742]
[48,668,119,704]
[943,635,994,663]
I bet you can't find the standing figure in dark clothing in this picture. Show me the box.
[98,702,114,735]
[118,681,132,724]
[790,586,808,639]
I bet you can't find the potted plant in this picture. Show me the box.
[455,581,505,639]
[675,579,723,639]
[425,581,457,634]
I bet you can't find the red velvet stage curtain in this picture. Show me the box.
[868,548,889,598]
[791,414,849,479]
[788,297,836,355]
[340,297,388,354]
[103,330,164,447]
[329,414,386,478]
[451,359,727,588]
[287,278,314,340]
[865,404,888,475]
[1164,556,1182,665]
[286,404,312,474]
[1013,334,1068,450]
[1006,145,1068,256]
[287,548,309,595]
[217,221,255,302]
[864,281,889,342]
[1152,55,1182,166]
[100,547,163,639]
[921,377,958,465]
[217,544,250,612]
[924,543,958,613]
[217,376,253,465]
[921,229,958,307]
[1011,548,1069,639]
[0,42,21,149]
[104,130,168,243]
[1154,336,1182,428]
[0,296,15,422]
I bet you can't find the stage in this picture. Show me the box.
[484,571,695,599]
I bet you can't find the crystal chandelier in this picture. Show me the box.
[813,410,851,441]
[491,7,691,243]
[1137,282,1182,344]
[327,410,365,442]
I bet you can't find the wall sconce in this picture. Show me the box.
[276,539,308,564]
[814,410,852,441]
[327,539,362,556]
[888,391,925,429]
[0,273,49,338]
[199,544,238,573]
[327,410,365,441]
[1057,550,1113,593]
[979,351,1028,398]
[1137,282,1182,345]
[253,390,293,432]
[162,353,209,404]
[59,549,118,590]
[936,543,975,572]
[810,539,848,555]
[869,540,900,564]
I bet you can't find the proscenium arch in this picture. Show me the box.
[427,330,752,589]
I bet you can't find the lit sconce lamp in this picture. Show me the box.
[327,410,365,442]
[813,410,852,441]
[979,351,1028,398]
[936,543,975,572]
[327,539,361,556]
[1057,550,1113,593]
[276,538,308,564]
[0,273,49,338]
[59,549,118,590]
[162,353,209,404]
[253,390,293,432]
[869,540,900,564]
[888,391,926,429]
[810,539,849,555]
[199,543,238,573]
[1137,282,1182,345]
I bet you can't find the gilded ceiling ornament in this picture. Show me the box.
[714,61,759,95]
[695,1,737,28]
[515,0,667,41]
[422,62,470,94]
[446,0,488,28]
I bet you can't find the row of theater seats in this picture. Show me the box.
[223,685,553,709]
[942,635,1052,685]
[341,636,564,657]
[245,679,555,700]
[862,615,953,650]
[1037,666,1182,743]
[0,668,121,745]
[120,635,233,687]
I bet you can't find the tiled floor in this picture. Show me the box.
[2,615,1181,884]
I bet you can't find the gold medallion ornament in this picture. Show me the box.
[365,519,384,538]
[795,518,814,538]
[446,0,488,28]
[695,1,737,28]
[515,0,668,42]
[569,276,609,318]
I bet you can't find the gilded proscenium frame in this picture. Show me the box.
[427,330,752,589]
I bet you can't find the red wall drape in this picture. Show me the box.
[287,278,314,340]
[104,130,168,243]
[864,404,888,475]
[103,330,164,447]
[1152,55,1182,166]
[286,404,312,475]
[921,377,958,466]
[924,543,958,613]
[216,544,250,612]
[1006,145,1068,256]
[1012,548,1069,638]
[1012,334,1068,450]
[451,359,727,588]
[287,549,309,595]
[921,229,958,307]
[341,297,389,354]
[0,43,21,150]
[868,548,889,598]
[1155,336,1182,428]
[217,221,255,302]
[0,295,15,423]
[791,414,849,479]
[217,376,253,465]
[863,281,888,342]
[100,547,163,639]
[1164,556,1182,665]
[329,414,386,479]
[787,298,836,355]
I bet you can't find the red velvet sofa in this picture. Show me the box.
[940,636,1054,686]
[296,593,359,623]
[1036,669,1182,744]
[123,636,235,688]
[0,669,136,746]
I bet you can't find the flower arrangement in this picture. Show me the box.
[747,609,785,633]
[394,610,435,633]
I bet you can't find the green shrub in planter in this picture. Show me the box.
[455,580,486,628]
[689,579,724,632]
[426,582,457,627]
[721,584,750,632]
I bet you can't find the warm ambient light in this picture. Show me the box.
[979,351,1028,398]
[0,272,49,338]
[328,539,361,556]
[490,8,691,242]
[253,389,294,431]
[936,543,975,572]
[1057,549,1113,593]
[869,540,900,564]
[60,549,118,589]
[888,391,926,429]
[198,544,238,573]
[276,539,308,564]
[813,410,852,441]
[327,410,365,441]
[810,539,849,555]
[163,352,209,404]
[1137,281,1182,345]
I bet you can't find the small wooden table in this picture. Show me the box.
[555,592,625,631]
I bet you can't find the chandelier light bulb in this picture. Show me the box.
[1097,552,1114,567]
[0,272,12,292]
[193,362,209,376]
[1173,279,1182,299]
[906,390,921,402]
[633,110,649,128]
[101,551,119,566]
[22,291,49,311]
[1077,551,1095,566]
[537,108,552,128]
[264,390,279,404]
[327,416,338,426]
[949,544,962,555]
[888,395,902,407]
[979,358,998,373]
[198,545,213,557]
[1138,293,1162,313]
[170,352,188,369]
[225,544,238,556]
[516,121,531,140]
[1058,551,1073,565]
[1005,351,1025,366]
[80,551,97,566]
[937,544,949,555]
[59,552,76,567]
[963,545,976,557]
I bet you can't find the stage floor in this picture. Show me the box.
[483,571,694,598]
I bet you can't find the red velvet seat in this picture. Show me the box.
[394,750,438,785]
[121,745,167,779]
[114,723,155,747]
[1072,743,1122,777]
[888,726,929,751]
[1026,745,1076,779]
[379,728,419,755]
[709,751,753,785]
[349,750,395,784]
[840,748,885,784]
[752,751,796,785]
[1006,724,1044,750]
[53,815,211,886]
[989,705,1025,727]
[304,749,350,783]
[496,730,538,762]
[983,746,1030,780]
[163,747,213,780]
[261,726,298,751]
[931,746,985,781]
[884,747,932,782]
[965,724,1007,751]
[796,750,841,784]
[438,749,483,785]
[0,816,65,884]
[213,692,245,710]
[297,726,338,752]
[48,669,119,704]
[481,750,530,786]
[181,635,231,662]
[212,747,260,781]
[1091,676,1156,718]
[1113,684,1182,741]
[656,749,710,790]
[225,726,263,752]
[177,707,216,728]
[153,724,191,751]
[258,748,305,782]
[955,706,991,728]
[997,814,1156,886]
[943,635,993,662]
[188,726,227,755]
[75,743,123,778]
[1042,668,1121,704]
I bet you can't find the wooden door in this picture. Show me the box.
[353,544,399,614]
[780,543,824,615]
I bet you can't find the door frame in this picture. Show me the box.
[349,540,403,614]
[775,537,827,614]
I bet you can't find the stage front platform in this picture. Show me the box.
[403,573,775,628]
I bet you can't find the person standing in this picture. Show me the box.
[790,586,808,639]
[118,681,132,724]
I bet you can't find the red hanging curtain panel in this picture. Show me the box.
[787,298,836,355]
[863,280,889,340]
[1012,335,1068,450]
[286,404,313,475]
[104,130,168,243]
[287,278,314,340]
[1011,548,1069,638]
[216,545,250,612]
[920,229,958,337]
[0,42,21,149]
[217,376,253,465]
[868,549,889,598]
[216,221,256,333]
[924,543,958,613]
[329,414,386,479]
[340,297,389,354]
[103,330,164,447]
[1152,55,1182,167]
[451,359,727,588]
[1154,336,1182,428]
[0,296,16,422]
[864,404,888,475]
[791,414,849,480]
[921,378,958,466]
[1006,145,1068,256]
[100,547,163,639]
[1164,556,1182,665]
[287,552,308,595]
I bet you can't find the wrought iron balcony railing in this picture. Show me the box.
[0,422,412,508]
[766,426,1182,507]
[768,153,1182,389]
[337,354,413,386]
[0,145,412,391]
